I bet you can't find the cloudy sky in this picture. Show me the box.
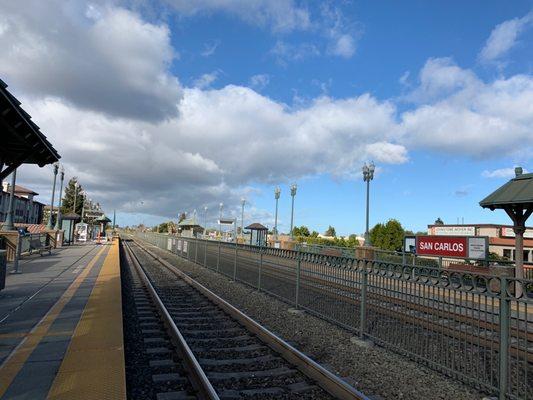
[1,0,532,234]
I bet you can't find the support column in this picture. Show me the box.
[2,169,16,231]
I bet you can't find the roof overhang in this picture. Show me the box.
[0,79,60,180]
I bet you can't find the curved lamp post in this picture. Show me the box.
[362,161,375,246]
[289,183,297,239]
[54,165,65,230]
[273,187,281,237]
[46,162,59,230]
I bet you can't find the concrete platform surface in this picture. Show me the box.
[0,240,125,400]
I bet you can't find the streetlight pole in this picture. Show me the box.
[2,169,17,231]
[274,187,280,237]
[219,202,223,239]
[46,162,59,230]
[290,183,297,239]
[362,161,375,246]
[72,180,78,214]
[80,190,86,223]
[204,206,208,237]
[54,166,65,230]
[240,198,246,237]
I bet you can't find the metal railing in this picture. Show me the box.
[134,232,533,400]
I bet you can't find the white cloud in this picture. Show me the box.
[193,72,219,89]
[401,58,533,158]
[329,34,356,58]
[13,85,405,220]
[479,11,533,63]
[365,142,408,164]
[322,4,361,59]
[249,74,270,89]
[4,1,533,225]
[482,167,529,178]
[163,0,310,32]
[0,1,182,121]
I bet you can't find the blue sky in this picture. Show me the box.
[1,0,532,235]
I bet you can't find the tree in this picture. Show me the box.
[324,225,336,237]
[370,219,405,251]
[178,213,186,223]
[370,223,385,248]
[347,234,360,247]
[61,178,86,216]
[435,217,444,225]
[157,222,169,233]
[310,230,319,238]
[293,225,310,237]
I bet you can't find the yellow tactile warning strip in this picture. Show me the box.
[0,245,108,398]
[47,239,126,400]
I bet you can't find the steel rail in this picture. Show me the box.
[141,236,533,367]
[209,245,533,355]
[132,237,369,400]
[122,240,220,400]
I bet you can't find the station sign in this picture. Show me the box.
[501,227,533,239]
[433,226,475,236]
[410,235,488,260]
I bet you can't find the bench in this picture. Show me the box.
[28,236,52,256]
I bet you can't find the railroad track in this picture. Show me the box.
[211,245,533,360]
[121,238,368,400]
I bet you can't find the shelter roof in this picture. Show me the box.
[95,214,111,223]
[245,223,268,230]
[480,171,533,210]
[62,212,81,220]
[178,216,200,227]
[0,79,60,176]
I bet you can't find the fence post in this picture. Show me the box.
[258,245,263,290]
[295,248,301,308]
[438,256,442,269]
[498,277,510,400]
[359,263,368,339]
[233,242,237,281]
[204,240,207,268]
[217,241,220,273]
[187,239,191,261]
[195,239,198,264]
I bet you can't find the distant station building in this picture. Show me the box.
[178,216,204,238]
[427,223,533,265]
[0,183,45,225]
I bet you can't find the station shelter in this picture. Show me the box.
[245,223,268,246]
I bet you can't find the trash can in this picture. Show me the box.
[0,249,6,291]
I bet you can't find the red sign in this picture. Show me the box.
[416,235,467,258]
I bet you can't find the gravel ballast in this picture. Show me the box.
[139,239,488,400]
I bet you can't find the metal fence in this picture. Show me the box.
[134,232,533,400]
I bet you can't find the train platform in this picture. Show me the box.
[0,240,125,400]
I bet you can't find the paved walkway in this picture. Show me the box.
[0,241,125,400]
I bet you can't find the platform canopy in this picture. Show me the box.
[480,167,533,281]
[0,79,60,180]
